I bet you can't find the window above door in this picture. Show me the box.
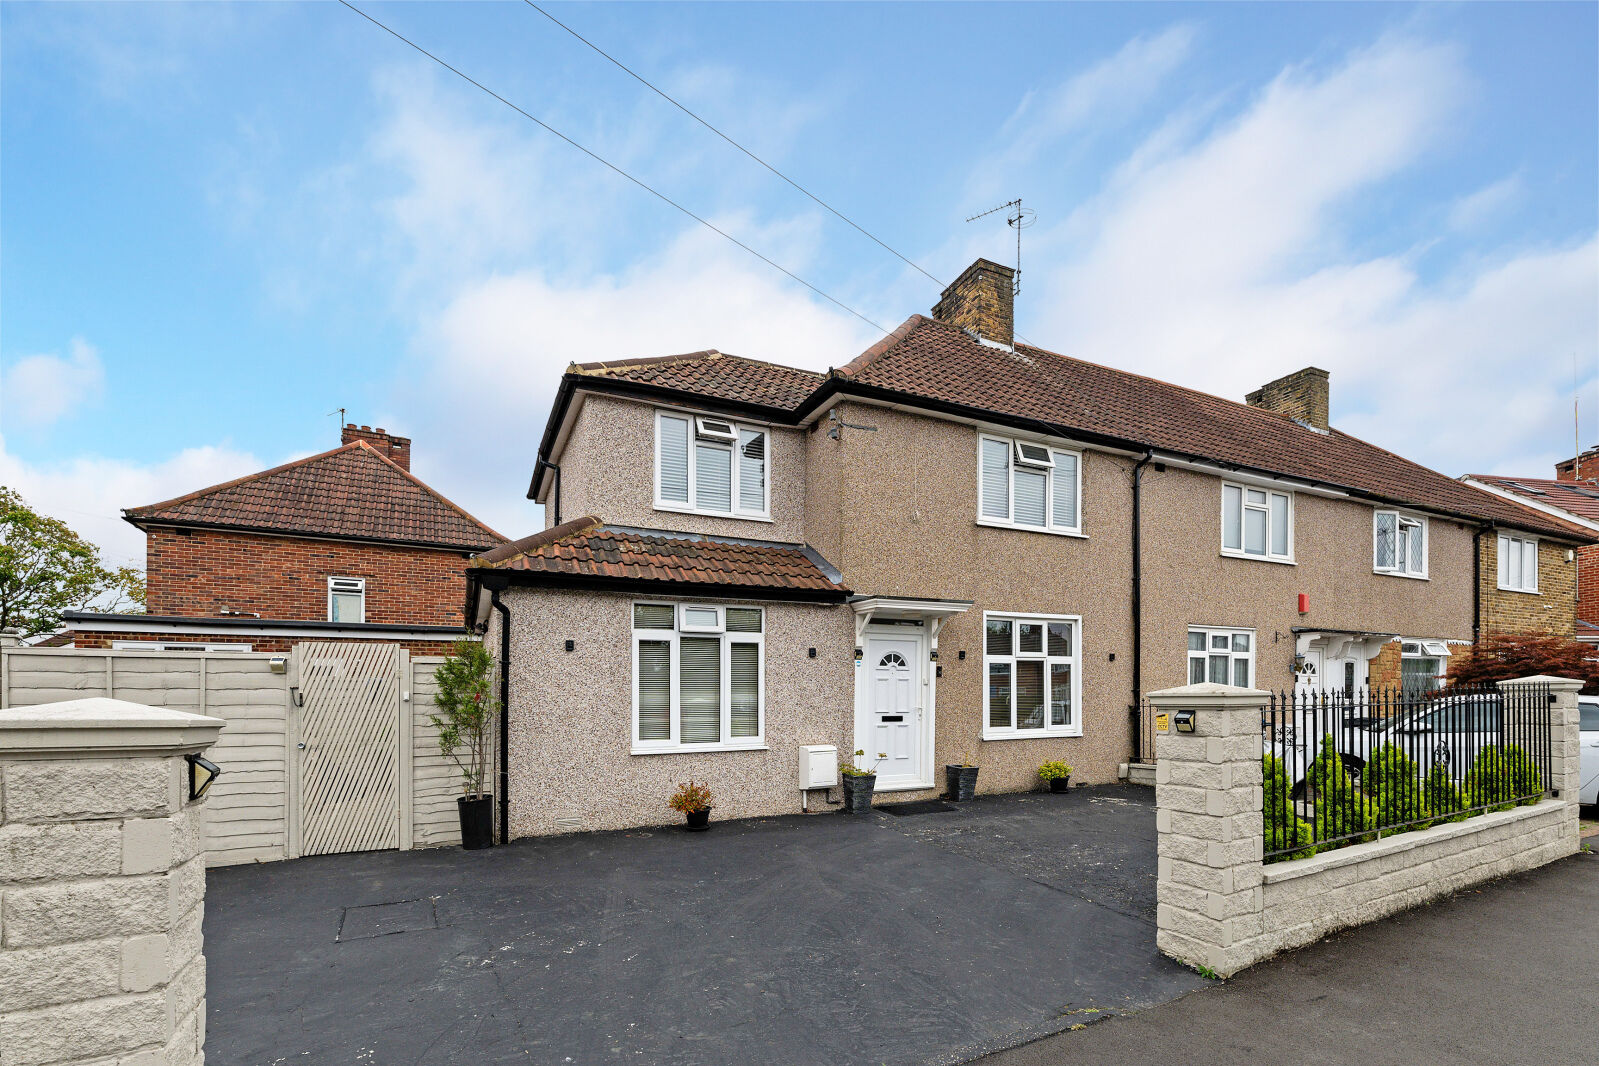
[655,410,770,521]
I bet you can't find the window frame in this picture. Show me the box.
[1186,626,1255,688]
[1496,533,1539,593]
[654,409,772,521]
[327,576,366,624]
[631,600,767,754]
[981,610,1083,741]
[1373,509,1429,579]
[1399,640,1450,693]
[975,433,1085,537]
[1220,481,1294,563]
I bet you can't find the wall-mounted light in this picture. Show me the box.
[268,656,288,674]
[808,648,817,659]
[1174,710,1197,734]
[958,650,966,660]
[186,754,221,801]
[564,640,575,652]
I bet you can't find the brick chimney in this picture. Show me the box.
[932,258,1016,347]
[1246,368,1330,433]
[342,424,411,471]
[1555,445,1599,482]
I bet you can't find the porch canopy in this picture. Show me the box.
[847,595,972,650]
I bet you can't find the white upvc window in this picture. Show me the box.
[1400,639,1451,692]
[328,577,365,623]
[655,411,770,520]
[976,434,1083,535]
[1374,510,1428,578]
[1497,533,1539,593]
[1221,482,1293,562]
[632,601,765,754]
[982,611,1082,740]
[1187,627,1254,687]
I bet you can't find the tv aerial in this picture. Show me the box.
[965,198,1035,295]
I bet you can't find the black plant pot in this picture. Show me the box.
[458,794,494,850]
[1048,776,1071,794]
[685,808,711,831]
[841,774,877,814]
[945,764,979,802]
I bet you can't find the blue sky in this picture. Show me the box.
[3,1,1596,567]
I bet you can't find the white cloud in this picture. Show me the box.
[0,436,261,569]
[1,338,106,430]
[1447,174,1523,232]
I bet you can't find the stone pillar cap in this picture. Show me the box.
[0,697,224,757]
[1495,674,1584,692]
[1147,681,1271,703]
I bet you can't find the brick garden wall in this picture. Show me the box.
[145,527,473,628]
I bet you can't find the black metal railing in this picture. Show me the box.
[1261,682,1552,862]
[1131,699,1157,765]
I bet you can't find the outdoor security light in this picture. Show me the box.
[186,754,221,801]
[1174,710,1197,734]
[268,656,288,674]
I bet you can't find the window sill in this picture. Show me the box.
[1219,549,1296,566]
[632,741,769,756]
[975,518,1087,539]
[1375,569,1429,581]
[982,729,1083,742]
[653,502,773,523]
[1496,584,1541,595]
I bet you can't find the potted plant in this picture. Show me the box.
[430,639,497,850]
[945,755,980,801]
[1039,760,1073,793]
[839,750,885,814]
[669,780,714,831]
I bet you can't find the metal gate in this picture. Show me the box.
[292,642,405,856]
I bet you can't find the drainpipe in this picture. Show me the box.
[1131,453,1153,701]
[1473,524,1487,644]
[490,587,512,846]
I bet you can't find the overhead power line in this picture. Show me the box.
[336,0,890,335]
[523,1,947,290]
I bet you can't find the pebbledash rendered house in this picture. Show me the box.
[465,258,1590,839]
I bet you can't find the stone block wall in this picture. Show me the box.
[0,700,222,1065]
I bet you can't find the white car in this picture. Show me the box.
[1580,696,1599,807]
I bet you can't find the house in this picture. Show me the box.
[466,258,1593,838]
[65,424,504,653]
[1463,449,1599,643]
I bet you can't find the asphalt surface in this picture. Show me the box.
[205,785,1204,1066]
[977,849,1599,1066]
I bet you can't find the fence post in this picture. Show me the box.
[1150,682,1268,977]
[1497,674,1583,856]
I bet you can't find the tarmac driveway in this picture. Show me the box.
[205,786,1201,1066]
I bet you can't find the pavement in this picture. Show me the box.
[205,785,1205,1066]
[976,849,1599,1066]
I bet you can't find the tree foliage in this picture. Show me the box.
[0,486,145,638]
[430,639,497,797]
[1447,633,1597,694]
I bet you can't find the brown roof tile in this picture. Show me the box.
[573,351,823,410]
[126,441,504,551]
[473,516,848,595]
[1469,475,1599,525]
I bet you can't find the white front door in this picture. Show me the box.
[1294,648,1323,699]
[865,634,925,789]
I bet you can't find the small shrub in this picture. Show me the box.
[1422,763,1468,824]
[1308,737,1382,846]
[1263,754,1317,862]
[668,780,713,814]
[430,640,497,798]
[1038,760,1073,781]
[1366,743,1429,834]
[1463,745,1543,812]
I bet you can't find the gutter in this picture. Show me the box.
[490,587,511,846]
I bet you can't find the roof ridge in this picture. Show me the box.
[573,350,721,374]
[349,439,508,543]
[835,315,927,378]
[474,514,603,567]
[124,440,367,518]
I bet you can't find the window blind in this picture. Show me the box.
[1013,468,1047,527]
[980,438,1010,519]
[637,640,671,740]
[1051,452,1078,528]
[659,416,691,503]
[1049,663,1072,726]
[738,430,766,513]
[988,663,1012,728]
[679,636,721,744]
[1015,661,1045,729]
[695,444,733,512]
[730,643,759,738]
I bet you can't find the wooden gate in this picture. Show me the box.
[292,641,406,856]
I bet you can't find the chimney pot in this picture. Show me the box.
[341,423,413,471]
[932,258,1015,348]
[1246,368,1330,432]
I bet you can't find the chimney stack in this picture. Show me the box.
[1555,445,1599,482]
[932,258,1015,348]
[342,424,411,471]
[1246,368,1330,433]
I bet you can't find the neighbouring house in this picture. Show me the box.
[65,424,504,653]
[1463,451,1599,643]
[466,258,1594,838]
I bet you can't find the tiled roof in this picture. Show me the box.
[473,516,849,596]
[125,442,504,550]
[1468,475,1599,525]
[572,351,823,410]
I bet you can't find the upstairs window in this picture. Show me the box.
[1221,482,1292,561]
[977,434,1082,534]
[328,577,365,623]
[656,412,769,519]
[1497,534,1538,593]
[1374,511,1428,578]
[632,601,764,753]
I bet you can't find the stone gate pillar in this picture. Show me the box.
[0,697,224,1065]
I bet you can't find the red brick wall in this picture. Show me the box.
[1579,544,1599,626]
[66,630,459,655]
[144,528,472,627]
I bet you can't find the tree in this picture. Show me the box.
[0,487,145,638]
[1447,632,1598,693]
[430,639,497,798]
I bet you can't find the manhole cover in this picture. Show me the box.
[338,898,437,941]
[881,800,958,816]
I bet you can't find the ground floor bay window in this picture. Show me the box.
[632,602,764,753]
[983,612,1081,739]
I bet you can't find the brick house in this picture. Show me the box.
[466,258,1594,838]
[64,425,503,653]
[1464,454,1599,643]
